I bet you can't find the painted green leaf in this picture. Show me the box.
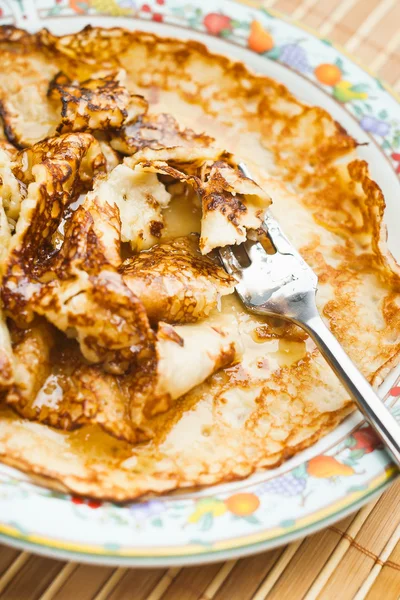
[261,8,275,19]
[350,83,369,93]
[188,18,200,28]
[280,519,296,528]
[346,485,367,493]
[352,105,364,116]
[151,518,163,528]
[220,29,232,38]
[49,5,64,15]
[392,406,400,419]
[346,436,357,448]
[265,46,281,60]
[391,132,400,147]
[335,57,344,70]
[13,0,25,11]
[348,448,365,461]
[292,464,307,479]
[104,542,121,551]
[200,512,214,532]
[379,109,388,120]
[243,515,262,525]
[50,491,68,500]
[231,514,244,521]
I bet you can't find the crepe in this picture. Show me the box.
[96,162,172,252]
[110,112,214,157]
[0,26,399,500]
[48,70,148,135]
[0,142,22,227]
[5,315,241,443]
[125,158,271,254]
[0,142,20,389]
[0,28,59,147]
[121,235,236,323]
[199,161,271,254]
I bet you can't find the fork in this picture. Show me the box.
[219,163,400,466]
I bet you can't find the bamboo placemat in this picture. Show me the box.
[1,0,400,598]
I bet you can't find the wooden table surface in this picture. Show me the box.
[1,0,400,598]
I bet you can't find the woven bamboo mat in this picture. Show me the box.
[1,0,400,598]
[0,480,399,598]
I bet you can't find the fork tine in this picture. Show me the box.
[218,246,243,275]
[237,161,253,179]
[262,213,297,256]
[237,162,297,258]
[243,239,270,264]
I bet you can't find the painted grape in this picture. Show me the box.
[279,44,311,73]
[360,115,391,136]
[258,474,307,497]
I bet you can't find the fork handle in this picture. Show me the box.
[303,314,400,467]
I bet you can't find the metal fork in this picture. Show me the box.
[219,163,400,466]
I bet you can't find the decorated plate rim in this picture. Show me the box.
[0,0,399,566]
[0,474,394,566]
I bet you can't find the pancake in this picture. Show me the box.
[110,112,215,156]
[5,315,241,444]
[198,161,271,254]
[48,70,148,135]
[121,235,236,323]
[97,162,173,252]
[0,27,59,147]
[0,26,399,500]
[0,142,19,389]
[123,158,271,253]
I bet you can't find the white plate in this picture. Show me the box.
[0,0,399,566]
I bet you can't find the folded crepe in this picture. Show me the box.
[48,70,148,134]
[6,314,241,443]
[121,235,236,323]
[124,158,272,254]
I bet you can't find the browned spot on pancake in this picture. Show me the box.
[149,220,164,237]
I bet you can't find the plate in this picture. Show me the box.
[0,0,399,567]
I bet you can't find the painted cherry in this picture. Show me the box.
[352,426,383,453]
[71,496,84,505]
[391,154,400,174]
[203,13,232,35]
[71,496,102,509]
[87,500,102,509]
